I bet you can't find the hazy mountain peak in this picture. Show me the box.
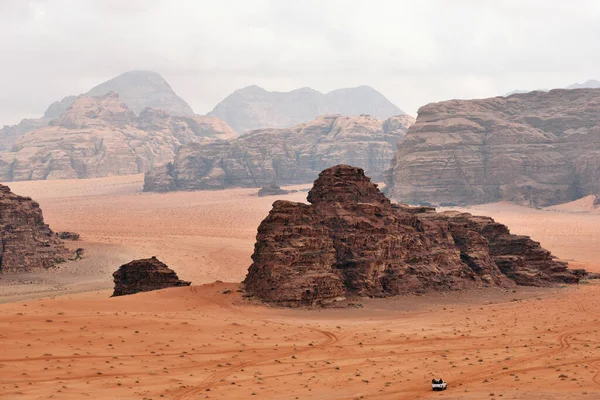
[567,79,600,89]
[209,85,404,133]
[85,70,194,116]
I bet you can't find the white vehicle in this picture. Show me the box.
[431,378,447,391]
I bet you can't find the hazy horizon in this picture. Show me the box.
[2,0,600,125]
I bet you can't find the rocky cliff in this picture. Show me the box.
[0,71,195,153]
[208,85,405,134]
[244,165,582,307]
[0,185,70,274]
[385,88,600,207]
[0,93,236,181]
[112,256,191,297]
[144,114,414,192]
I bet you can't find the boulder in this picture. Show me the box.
[0,185,71,274]
[57,231,80,240]
[385,88,600,207]
[258,183,289,197]
[144,114,414,192]
[112,256,191,297]
[244,165,583,307]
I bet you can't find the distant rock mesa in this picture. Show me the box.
[244,165,583,307]
[144,114,414,192]
[385,88,600,207]
[0,93,236,181]
[208,85,405,134]
[0,185,70,274]
[112,257,191,297]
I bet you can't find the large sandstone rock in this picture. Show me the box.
[0,93,236,181]
[244,165,582,307]
[144,114,414,192]
[0,71,195,153]
[208,85,405,134]
[0,185,70,274]
[112,256,191,297]
[385,89,600,207]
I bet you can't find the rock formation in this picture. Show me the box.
[208,85,405,134]
[385,88,600,207]
[0,70,195,153]
[144,114,414,192]
[57,231,80,240]
[244,165,583,306]
[86,70,194,116]
[0,93,236,181]
[258,183,289,197]
[112,256,191,297]
[0,185,70,274]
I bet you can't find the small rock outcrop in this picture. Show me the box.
[244,165,583,306]
[208,85,405,134]
[144,114,414,192]
[57,231,80,240]
[0,185,70,274]
[112,256,191,297]
[258,183,289,197]
[385,88,600,207]
[0,93,236,181]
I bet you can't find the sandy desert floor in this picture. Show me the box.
[1,175,600,399]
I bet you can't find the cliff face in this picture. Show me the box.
[385,89,600,207]
[244,165,582,307]
[208,85,405,134]
[144,114,414,192]
[0,185,70,274]
[0,93,236,181]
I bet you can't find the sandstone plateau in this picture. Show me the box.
[144,114,414,192]
[0,70,195,153]
[0,184,70,274]
[385,88,600,207]
[112,256,191,297]
[0,92,236,181]
[208,85,405,134]
[244,165,583,306]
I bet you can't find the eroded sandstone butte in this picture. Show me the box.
[244,165,582,306]
[385,88,600,207]
[144,114,414,192]
[112,257,191,297]
[0,93,236,181]
[0,185,70,274]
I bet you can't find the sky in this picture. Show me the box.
[2,0,600,125]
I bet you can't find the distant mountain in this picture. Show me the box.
[208,85,405,134]
[86,70,194,116]
[0,70,196,153]
[0,92,236,182]
[566,79,600,89]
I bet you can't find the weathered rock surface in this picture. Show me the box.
[112,256,191,297]
[57,231,80,241]
[244,165,582,306]
[385,88,600,207]
[0,71,195,153]
[208,85,405,134]
[144,114,414,192]
[0,185,70,274]
[258,183,289,197]
[0,93,236,181]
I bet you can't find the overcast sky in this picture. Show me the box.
[2,0,600,125]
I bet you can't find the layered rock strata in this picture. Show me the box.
[385,89,600,207]
[144,114,414,192]
[244,165,582,306]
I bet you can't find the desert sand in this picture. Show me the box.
[1,175,600,399]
